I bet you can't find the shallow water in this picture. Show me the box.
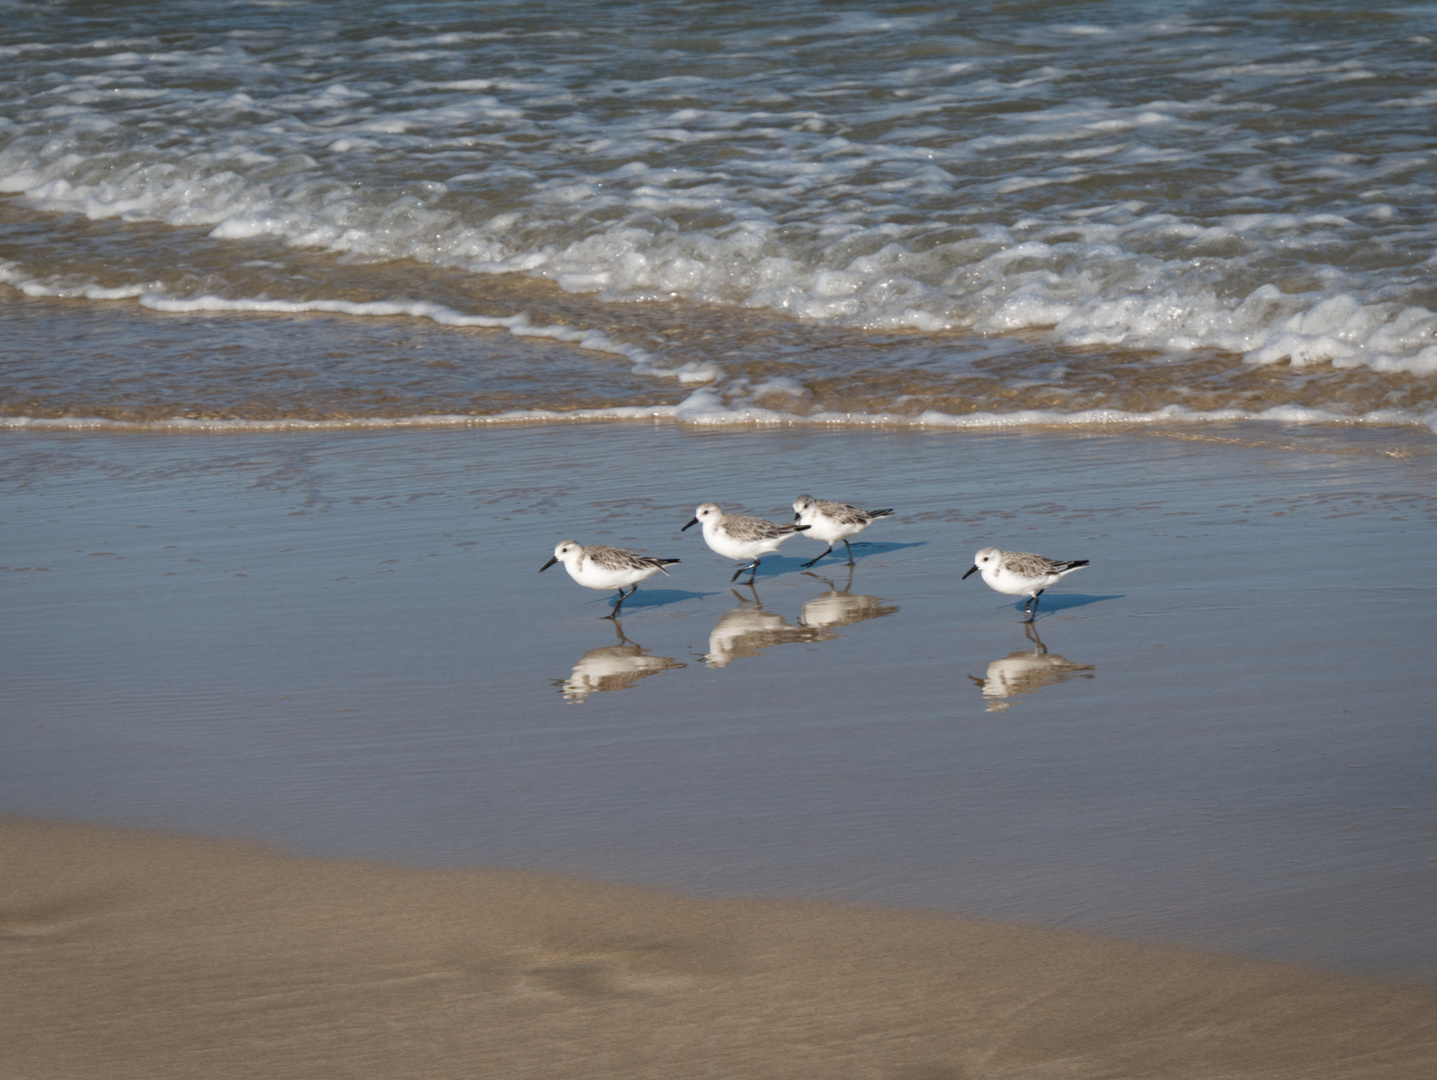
[3,424,1434,981]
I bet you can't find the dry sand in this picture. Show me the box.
[4,815,1435,1080]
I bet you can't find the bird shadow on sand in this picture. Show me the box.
[697,554,814,581]
[588,588,716,614]
[1003,593,1124,616]
[793,540,927,568]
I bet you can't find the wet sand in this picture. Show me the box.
[4,815,1436,1080]
[2,421,1436,1011]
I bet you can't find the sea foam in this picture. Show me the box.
[3,0,1436,423]
[7,397,1432,436]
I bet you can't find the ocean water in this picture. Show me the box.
[3,0,1436,431]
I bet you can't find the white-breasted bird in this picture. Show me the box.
[540,541,679,617]
[962,546,1089,621]
[791,494,893,567]
[682,502,808,584]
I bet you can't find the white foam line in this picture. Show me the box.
[139,292,528,331]
[0,406,680,433]
[5,402,1434,435]
[673,401,1437,433]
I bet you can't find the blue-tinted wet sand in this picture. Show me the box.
[2,422,1434,981]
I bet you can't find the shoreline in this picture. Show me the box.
[4,404,1437,437]
[5,814,1436,1080]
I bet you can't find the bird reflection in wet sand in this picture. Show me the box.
[798,568,900,630]
[969,623,1093,712]
[704,586,835,668]
[554,619,685,703]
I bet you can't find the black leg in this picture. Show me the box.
[842,539,855,566]
[742,558,761,585]
[605,585,636,619]
[801,546,833,568]
[730,561,756,583]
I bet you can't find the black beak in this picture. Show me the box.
[540,556,558,572]
[962,564,978,580]
[792,512,801,522]
[681,517,699,531]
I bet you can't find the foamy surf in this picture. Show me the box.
[9,171,1436,379]
[5,397,1434,436]
[3,1,1437,440]
[3,1,1437,386]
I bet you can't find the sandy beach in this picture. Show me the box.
[4,814,1436,1080]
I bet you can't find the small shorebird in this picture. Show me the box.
[792,494,893,567]
[962,546,1089,621]
[682,502,809,584]
[540,541,679,618]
